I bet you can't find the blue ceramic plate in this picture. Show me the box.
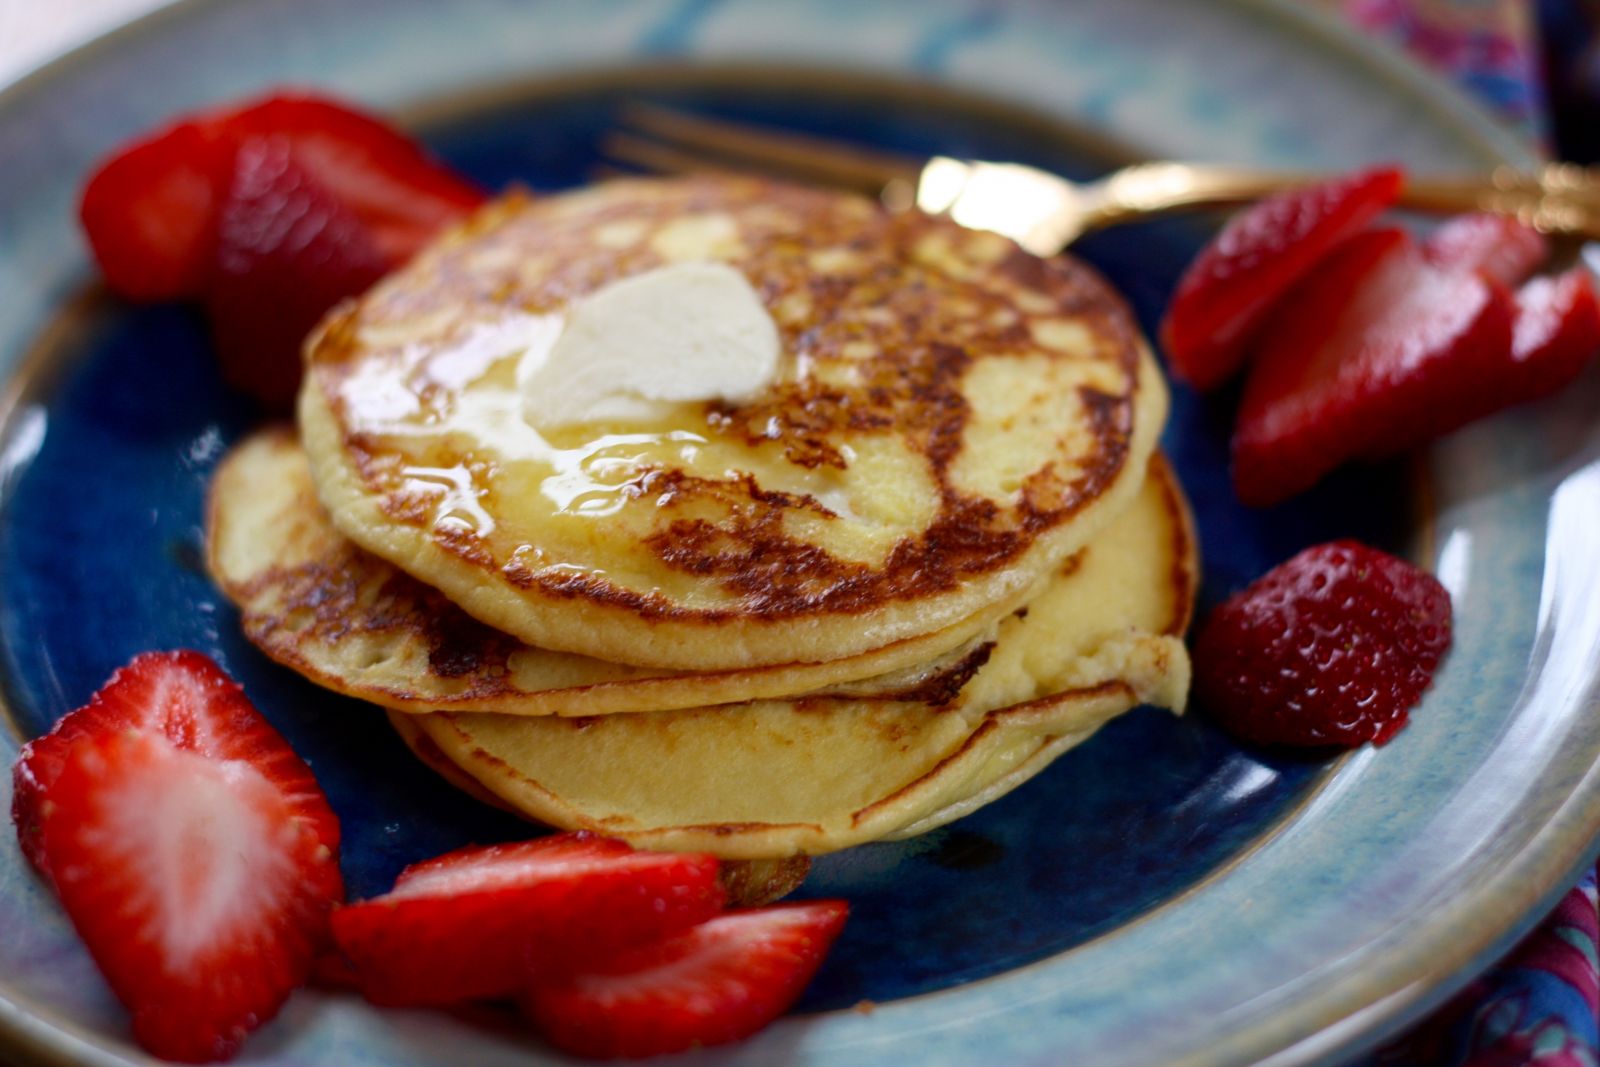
[2,3,1596,1066]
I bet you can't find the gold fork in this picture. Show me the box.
[603,103,1600,255]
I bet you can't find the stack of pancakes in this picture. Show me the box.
[206,176,1197,880]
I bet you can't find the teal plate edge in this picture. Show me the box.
[3,4,1598,1067]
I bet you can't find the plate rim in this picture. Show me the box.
[0,0,1541,172]
[0,4,1586,1067]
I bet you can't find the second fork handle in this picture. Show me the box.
[1091,161,1600,236]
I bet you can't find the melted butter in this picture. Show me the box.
[340,355,424,423]
[339,314,561,429]
[335,311,922,570]
[540,430,708,518]
[505,543,610,586]
[400,465,497,535]
[427,314,563,392]
[347,346,711,525]
[341,316,703,522]
[520,261,779,430]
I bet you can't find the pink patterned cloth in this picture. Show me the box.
[1324,0,1548,138]
[1372,871,1600,1065]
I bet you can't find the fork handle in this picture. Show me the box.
[1083,162,1600,238]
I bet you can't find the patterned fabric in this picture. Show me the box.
[1373,871,1600,1065]
[1311,7,1600,1064]
[1335,0,1547,138]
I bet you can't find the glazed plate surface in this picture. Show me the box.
[1,3,1596,1066]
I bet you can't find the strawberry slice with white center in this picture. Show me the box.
[77,91,486,410]
[1424,216,1598,413]
[39,729,342,1063]
[78,91,484,303]
[1232,226,1515,506]
[1423,212,1549,287]
[1160,166,1403,390]
[204,137,392,410]
[13,650,339,886]
[524,900,849,1059]
[219,93,484,264]
[13,651,341,1061]
[1504,268,1600,405]
[330,833,725,1007]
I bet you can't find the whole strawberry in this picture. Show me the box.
[1194,540,1452,748]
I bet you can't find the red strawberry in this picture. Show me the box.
[1161,166,1403,389]
[331,833,725,1007]
[1194,540,1452,749]
[1423,212,1548,287]
[308,950,362,991]
[78,91,484,302]
[204,138,391,410]
[13,650,339,886]
[525,901,848,1059]
[78,118,234,300]
[1232,227,1515,505]
[1422,217,1599,413]
[38,728,342,1063]
[221,94,484,263]
[1504,268,1600,405]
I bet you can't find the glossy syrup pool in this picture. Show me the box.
[0,73,1407,1012]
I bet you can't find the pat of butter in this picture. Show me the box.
[520,261,779,429]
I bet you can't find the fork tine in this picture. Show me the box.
[600,131,751,179]
[616,102,920,195]
[589,161,640,183]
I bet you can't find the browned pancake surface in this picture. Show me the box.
[301,176,1165,668]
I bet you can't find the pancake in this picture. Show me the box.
[206,428,1031,716]
[403,454,1196,859]
[300,176,1167,670]
[385,712,812,907]
[885,728,1106,841]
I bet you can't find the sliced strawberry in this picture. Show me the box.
[308,950,362,991]
[203,138,392,410]
[13,650,340,885]
[79,119,234,300]
[1504,268,1600,405]
[14,652,343,1059]
[1423,212,1549,287]
[331,833,725,1007]
[78,91,484,303]
[1232,227,1515,505]
[39,729,342,1062]
[525,901,849,1059]
[1161,165,1403,390]
[1420,214,1596,413]
[1195,540,1451,748]
[222,94,484,263]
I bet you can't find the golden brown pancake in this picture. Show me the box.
[206,428,1031,716]
[385,712,811,905]
[402,455,1195,859]
[300,176,1166,670]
